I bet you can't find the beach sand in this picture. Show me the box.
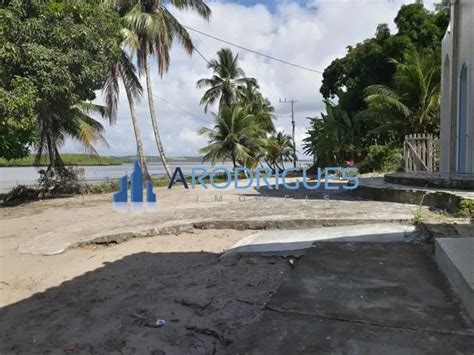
[0,196,292,353]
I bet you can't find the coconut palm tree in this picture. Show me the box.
[103,47,152,181]
[108,0,211,179]
[35,102,110,182]
[265,131,293,170]
[239,82,275,133]
[197,48,258,113]
[199,105,264,168]
[359,47,441,143]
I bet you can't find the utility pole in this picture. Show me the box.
[279,98,298,168]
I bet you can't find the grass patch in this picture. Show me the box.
[411,193,428,225]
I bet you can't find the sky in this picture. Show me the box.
[64,0,437,158]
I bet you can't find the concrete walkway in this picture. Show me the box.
[356,177,474,214]
[228,242,474,354]
[1,185,420,255]
[222,223,415,257]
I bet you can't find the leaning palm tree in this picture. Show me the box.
[359,47,441,143]
[197,48,258,113]
[114,0,211,179]
[103,46,152,181]
[35,102,111,187]
[199,105,264,168]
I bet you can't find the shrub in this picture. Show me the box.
[358,145,402,173]
[458,199,474,218]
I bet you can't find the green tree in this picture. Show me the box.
[395,3,448,49]
[360,47,441,143]
[0,77,38,160]
[109,0,211,179]
[320,3,448,113]
[199,105,264,168]
[0,0,122,177]
[303,101,359,166]
[308,2,449,169]
[197,48,258,113]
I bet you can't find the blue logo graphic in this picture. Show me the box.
[113,161,156,211]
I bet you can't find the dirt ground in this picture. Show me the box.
[0,216,292,353]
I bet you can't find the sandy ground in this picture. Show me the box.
[0,184,418,353]
[0,227,253,307]
[0,214,292,353]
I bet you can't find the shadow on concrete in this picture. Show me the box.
[229,242,474,354]
[223,227,413,258]
[0,251,288,354]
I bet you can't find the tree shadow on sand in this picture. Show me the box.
[0,252,289,354]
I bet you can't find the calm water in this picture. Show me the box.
[0,161,232,192]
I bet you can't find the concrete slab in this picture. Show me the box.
[8,185,418,255]
[229,242,474,354]
[228,312,474,355]
[266,242,473,332]
[222,224,415,257]
[436,238,474,319]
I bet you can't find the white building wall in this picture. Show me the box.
[440,0,474,174]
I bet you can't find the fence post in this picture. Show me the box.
[427,134,433,172]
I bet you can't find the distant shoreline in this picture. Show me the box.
[0,154,207,167]
[0,154,311,167]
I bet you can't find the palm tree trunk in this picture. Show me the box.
[125,85,151,181]
[144,52,172,179]
[231,150,237,169]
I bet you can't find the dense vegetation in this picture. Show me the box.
[0,154,124,167]
[0,0,454,202]
[303,2,450,172]
[1,0,211,194]
[0,0,122,174]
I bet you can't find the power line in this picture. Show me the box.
[152,94,213,125]
[183,25,323,75]
[193,45,211,66]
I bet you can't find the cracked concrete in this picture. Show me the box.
[1,184,420,255]
[228,242,474,354]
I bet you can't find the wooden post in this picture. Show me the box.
[427,134,433,172]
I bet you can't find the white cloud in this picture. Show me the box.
[62,0,437,159]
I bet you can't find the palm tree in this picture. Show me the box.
[103,47,152,181]
[199,105,264,168]
[197,48,258,113]
[359,47,441,143]
[265,131,293,170]
[303,100,358,166]
[35,102,110,184]
[108,0,211,179]
[239,82,275,132]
